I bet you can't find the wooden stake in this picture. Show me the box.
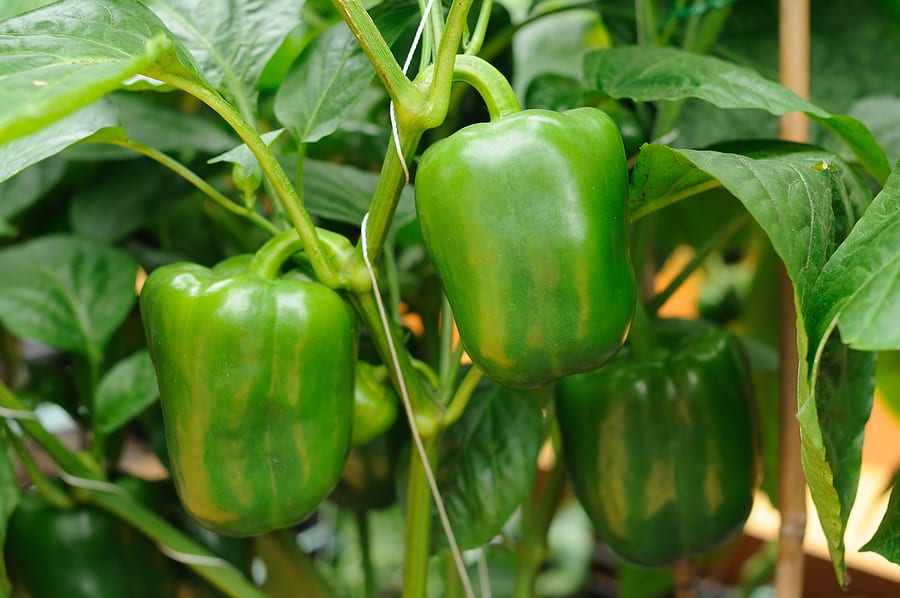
[777,1,809,597]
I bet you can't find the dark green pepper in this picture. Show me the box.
[140,231,356,536]
[555,319,759,567]
[351,361,399,446]
[5,482,175,598]
[415,108,635,388]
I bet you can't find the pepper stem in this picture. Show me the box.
[247,229,306,279]
[449,55,521,121]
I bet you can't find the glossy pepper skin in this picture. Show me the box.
[140,250,356,536]
[415,108,635,388]
[555,319,759,567]
[5,482,175,597]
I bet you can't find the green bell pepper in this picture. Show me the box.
[555,318,759,567]
[5,481,176,598]
[351,361,399,446]
[415,108,635,388]
[140,231,357,536]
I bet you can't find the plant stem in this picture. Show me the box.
[514,420,567,598]
[153,73,344,289]
[331,0,425,109]
[424,0,479,127]
[0,384,102,480]
[647,212,750,313]
[80,487,267,598]
[402,436,438,598]
[100,138,278,236]
[3,422,74,509]
[356,510,377,598]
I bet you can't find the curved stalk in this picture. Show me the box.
[98,138,278,236]
[152,73,345,289]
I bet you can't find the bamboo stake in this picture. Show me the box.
[776,1,809,597]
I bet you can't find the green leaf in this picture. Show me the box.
[585,46,891,183]
[805,166,900,353]
[861,472,900,563]
[0,0,57,20]
[0,158,67,236]
[0,235,137,356]
[274,1,416,144]
[670,147,837,300]
[434,382,543,551]
[0,100,118,184]
[93,350,160,434]
[208,129,285,176]
[0,0,197,144]
[813,335,876,559]
[97,92,238,156]
[302,159,417,234]
[632,144,881,584]
[0,427,19,597]
[69,161,179,242]
[145,0,302,112]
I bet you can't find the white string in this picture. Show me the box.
[478,548,492,598]
[58,469,232,569]
[389,0,439,185]
[157,543,232,568]
[360,213,475,598]
[0,406,38,420]
[58,469,130,497]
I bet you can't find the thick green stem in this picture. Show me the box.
[423,0,479,128]
[464,0,493,55]
[448,55,521,120]
[441,366,483,427]
[349,293,440,436]
[153,73,344,289]
[331,0,425,108]
[402,436,438,598]
[247,229,306,279]
[356,129,423,265]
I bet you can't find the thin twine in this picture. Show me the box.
[389,0,438,185]
[360,213,475,598]
[58,470,230,569]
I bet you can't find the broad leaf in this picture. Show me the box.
[208,129,285,176]
[0,158,67,236]
[0,0,198,144]
[630,144,886,583]
[0,428,18,597]
[813,335,876,562]
[0,100,118,184]
[861,473,900,564]
[69,161,180,242]
[145,0,302,113]
[805,168,900,353]
[274,1,417,144]
[0,235,137,357]
[302,159,417,234]
[93,350,159,434]
[0,0,57,20]
[433,382,543,551]
[585,46,891,183]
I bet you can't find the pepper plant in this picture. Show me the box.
[0,0,898,597]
